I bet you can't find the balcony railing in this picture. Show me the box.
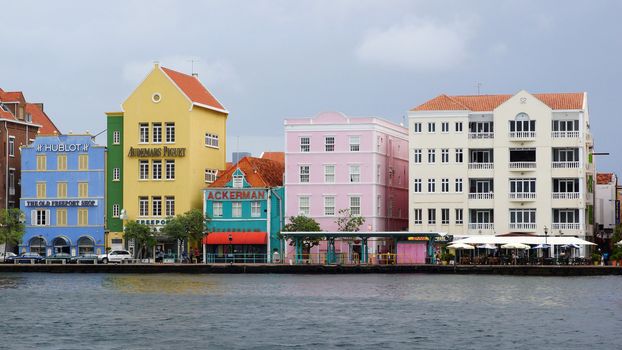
[551,223,581,230]
[468,193,494,200]
[509,223,537,230]
[468,132,494,139]
[509,131,536,139]
[509,162,536,169]
[468,223,495,230]
[509,192,536,200]
[552,131,580,138]
[552,192,580,199]
[552,161,580,169]
[468,163,494,170]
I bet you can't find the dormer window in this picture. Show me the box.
[25,113,32,123]
[233,174,243,188]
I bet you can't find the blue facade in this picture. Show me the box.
[19,134,106,256]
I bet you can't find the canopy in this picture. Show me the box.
[477,243,497,250]
[532,244,551,249]
[452,235,595,246]
[202,232,267,245]
[447,242,475,250]
[501,243,531,250]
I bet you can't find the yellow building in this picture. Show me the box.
[106,63,228,252]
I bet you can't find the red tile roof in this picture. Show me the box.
[0,88,26,104]
[597,173,615,185]
[412,92,584,111]
[26,103,60,134]
[260,151,285,165]
[210,157,284,188]
[161,67,227,113]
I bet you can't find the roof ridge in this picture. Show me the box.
[442,94,470,110]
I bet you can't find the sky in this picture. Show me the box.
[1,0,621,173]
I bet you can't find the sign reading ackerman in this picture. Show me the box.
[128,146,186,157]
[25,200,98,207]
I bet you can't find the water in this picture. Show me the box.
[0,273,621,349]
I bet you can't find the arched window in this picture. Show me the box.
[509,113,535,135]
[77,236,95,254]
[29,236,47,256]
[52,236,70,254]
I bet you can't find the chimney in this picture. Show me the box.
[34,103,44,112]
[192,72,199,78]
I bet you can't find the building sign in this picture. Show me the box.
[24,200,98,207]
[127,146,186,157]
[206,190,267,201]
[137,218,169,228]
[36,143,89,152]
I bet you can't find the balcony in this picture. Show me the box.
[468,132,494,139]
[509,223,537,230]
[509,162,536,170]
[468,223,495,230]
[509,192,536,200]
[552,223,581,230]
[552,131,580,138]
[468,163,494,170]
[468,193,494,200]
[8,187,15,196]
[508,131,536,140]
[552,161,580,169]
[552,192,580,199]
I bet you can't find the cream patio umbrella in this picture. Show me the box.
[447,243,475,264]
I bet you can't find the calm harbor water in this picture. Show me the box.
[1,273,621,349]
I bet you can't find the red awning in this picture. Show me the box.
[202,232,267,245]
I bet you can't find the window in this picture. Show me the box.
[350,196,361,215]
[78,154,88,170]
[299,196,310,215]
[139,197,148,216]
[469,121,494,135]
[455,149,463,163]
[509,148,536,163]
[413,179,422,192]
[78,209,88,226]
[509,209,536,227]
[8,136,14,157]
[455,178,463,192]
[554,209,580,223]
[553,148,579,162]
[36,155,46,171]
[33,209,50,226]
[428,179,436,193]
[232,202,242,217]
[165,160,175,180]
[300,137,310,152]
[113,131,120,145]
[325,136,335,152]
[553,178,580,193]
[57,155,67,170]
[441,149,449,163]
[113,168,120,181]
[139,123,149,143]
[377,195,381,216]
[251,201,261,217]
[152,160,161,180]
[112,204,120,218]
[212,202,223,217]
[553,120,579,132]
[57,182,67,198]
[455,122,463,132]
[441,178,449,192]
[509,113,535,135]
[349,136,360,151]
[324,165,335,183]
[349,165,360,182]
[152,196,162,216]
[233,173,243,188]
[8,169,14,192]
[205,169,218,183]
[139,160,149,180]
[413,209,422,224]
[470,149,493,163]
[441,208,449,224]
[165,122,175,143]
[56,209,67,226]
[36,183,46,198]
[456,209,463,224]
[166,197,175,216]
[78,182,88,198]
[413,149,422,163]
[428,122,436,133]
[299,165,309,183]
[324,196,335,216]
[205,133,219,148]
[428,208,436,224]
[413,122,422,133]
[152,123,162,143]
[441,122,449,133]
[509,178,536,194]
[428,149,436,163]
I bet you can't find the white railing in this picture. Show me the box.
[468,193,494,200]
[468,132,494,139]
[468,163,494,170]
[552,131,580,138]
[551,223,581,230]
[509,192,536,200]
[468,223,495,230]
[509,131,536,139]
[552,192,580,199]
[509,223,537,230]
[509,162,536,169]
[552,161,580,168]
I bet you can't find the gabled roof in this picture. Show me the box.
[597,173,615,185]
[26,103,60,134]
[412,92,585,112]
[0,88,26,104]
[210,156,284,188]
[160,67,227,114]
[260,151,285,165]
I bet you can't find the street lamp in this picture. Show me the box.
[38,235,43,257]
[544,226,548,258]
[228,233,233,263]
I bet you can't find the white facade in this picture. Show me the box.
[408,91,594,242]
[595,173,617,234]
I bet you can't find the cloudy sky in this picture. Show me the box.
[1,0,621,173]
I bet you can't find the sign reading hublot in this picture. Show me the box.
[24,200,98,207]
[127,146,186,157]
[36,144,90,152]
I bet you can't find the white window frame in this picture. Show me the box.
[324,165,335,183]
[165,196,175,216]
[428,208,436,224]
[441,149,449,163]
[113,130,120,145]
[441,122,449,133]
[349,196,361,216]
[299,165,310,183]
[325,136,335,152]
[349,165,360,183]
[456,208,464,224]
[139,160,149,180]
[205,169,218,183]
[139,197,148,216]
[165,160,175,180]
[413,209,422,225]
[233,174,243,188]
[455,148,463,163]
[152,160,162,180]
[428,179,436,193]
[413,123,422,133]
[441,178,449,193]
[349,136,360,152]
[428,122,436,133]
[113,168,120,181]
[455,178,463,192]
[165,123,175,143]
[324,196,335,216]
[139,123,149,143]
[152,196,162,217]
[8,136,15,157]
[455,122,463,132]
[413,149,422,163]
[299,196,310,216]
[441,208,450,225]
[213,202,223,217]
[428,149,436,163]
[113,204,120,218]
[232,202,242,218]
[251,201,261,217]
[205,133,219,148]
[152,123,162,143]
[413,179,422,193]
[300,137,310,152]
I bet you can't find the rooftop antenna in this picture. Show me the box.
[188,59,199,76]
[92,128,107,140]
[476,82,482,95]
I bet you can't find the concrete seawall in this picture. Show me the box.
[1,264,622,276]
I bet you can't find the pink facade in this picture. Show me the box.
[284,112,409,233]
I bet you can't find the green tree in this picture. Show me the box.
[161,216,188,261]
[0,209,25,255]
[124,220,155,259]
[282,215,322,253]
[162,209,208,261]
[334,208,365,232]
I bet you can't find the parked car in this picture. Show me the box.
[45,253,73,264]
[0,252,16,263]
[71,254,99,264]
[6,252,45,264]
[98,250,132,264]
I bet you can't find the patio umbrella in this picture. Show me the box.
[563,244,580,249]
[477,243,497,250]
[501,243,530,250]
[532,244,551,249]
[447,243,475,250]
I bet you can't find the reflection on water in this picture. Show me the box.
[102,274,220,294]
[0,275,24,289]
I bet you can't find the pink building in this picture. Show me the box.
[284,112,409,233]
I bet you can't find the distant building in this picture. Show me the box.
[232,152,251,163]
[596,173,617,238]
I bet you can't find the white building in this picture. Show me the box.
[408,90,595,245]
[595,173,617,238]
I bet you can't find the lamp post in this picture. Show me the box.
[228,233,233,263]
[544,226,548,258]
[38,235,43,257]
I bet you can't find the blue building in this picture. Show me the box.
[19,134,105,256]
[202,156,285,263]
